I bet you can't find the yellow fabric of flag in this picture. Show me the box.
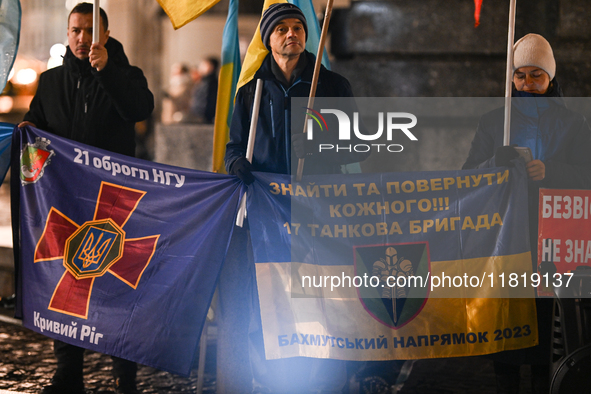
[211,0,241,173]
[157,0,222,29]
[236,0,287,92]
[212,0,286,172]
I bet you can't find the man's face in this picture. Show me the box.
[67,12,109,60]
[513,66,550,94]
[268,18,305,59]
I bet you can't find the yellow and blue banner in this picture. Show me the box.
[247,167,538,360]
[13,126,243,376]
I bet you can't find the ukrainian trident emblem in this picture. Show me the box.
[34,182,160,319]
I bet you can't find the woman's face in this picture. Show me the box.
[513,66,550,94]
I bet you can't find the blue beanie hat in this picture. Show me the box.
[260,3,308,50]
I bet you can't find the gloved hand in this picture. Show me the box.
[291,133,314,159]
[494,145,519,167]
[229,157,255,185]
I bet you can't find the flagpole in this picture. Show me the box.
[236,79,264,227]
[93,0,100,44]
[296,0,334,182]
[503,0,517,146]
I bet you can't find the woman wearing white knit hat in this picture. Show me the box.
[513,33,558,96]
[463,33,591,394]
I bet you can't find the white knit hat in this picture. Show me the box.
[513,33,556,80]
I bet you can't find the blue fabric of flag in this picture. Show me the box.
[290,0,330,69]
[221,0,241,111]
[13,126,244,376]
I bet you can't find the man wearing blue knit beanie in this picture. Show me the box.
[219,3,368,394]
[225,2,367,180]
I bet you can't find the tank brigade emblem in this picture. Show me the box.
[34,182,160,319]
[20,137,55,185]
[354,242,430,328]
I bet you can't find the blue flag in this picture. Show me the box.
[14,126,243,376]
[0,123,13,183]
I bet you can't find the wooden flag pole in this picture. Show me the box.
[296,0,334,182]
[93,0,100,44]
[503,0,517,146]
[236,79,264,227]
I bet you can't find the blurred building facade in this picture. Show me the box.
[3,0,590,169]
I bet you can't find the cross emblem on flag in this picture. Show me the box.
[34,182,160,319]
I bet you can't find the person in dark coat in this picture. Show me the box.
[189,57,219,124]
[463,33,591,394]
[20,5,153,158]
[18,3,154,394]
[225,5,368,179]
[218,4,368,393]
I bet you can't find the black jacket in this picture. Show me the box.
[190,73,218,124]
[24,38,154,157]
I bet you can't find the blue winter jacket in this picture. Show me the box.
[225,51,368,176]
[463,87,591,273]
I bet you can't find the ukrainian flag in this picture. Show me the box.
[212,0,241,173]
[248,168,539,361]
[237,0,329,91]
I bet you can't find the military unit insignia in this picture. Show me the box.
[20,137,54,185]
[34,182,160,319]
[64,219,125,280]
[354,242,430,328]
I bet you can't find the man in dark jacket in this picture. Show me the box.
[19,3,154,394]
[224,4,368,180]
[218,4,368,393]
[189,57,219,124]
[19,3,153,158]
